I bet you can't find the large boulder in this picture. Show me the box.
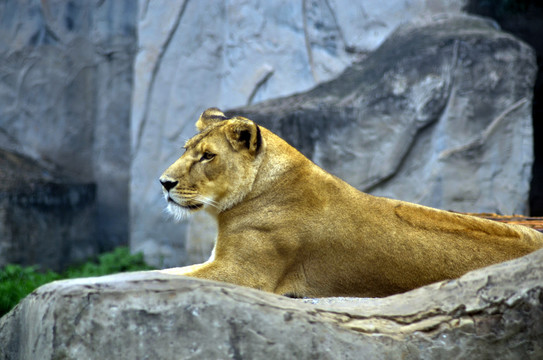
[231,15,535,214]
[0,150,96,272]
[1,247,542,359]
[187,15,537,264]
[130,0,467,267]
[0,1,136,251]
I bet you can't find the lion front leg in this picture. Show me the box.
[157,263,209,276]
[158,260,279,293]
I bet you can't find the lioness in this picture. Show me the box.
[159,108,543,298]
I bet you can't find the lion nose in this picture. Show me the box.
[160,178,178,191]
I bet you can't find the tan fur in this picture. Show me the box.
[159,108,543,298]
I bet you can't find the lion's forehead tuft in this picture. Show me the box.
[184,124,224,150]
[183,134,205,150]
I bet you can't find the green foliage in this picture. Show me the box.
[63,246,154,278]
[0,247,154,318]
[0,265,61,318]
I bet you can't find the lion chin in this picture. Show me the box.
[164,197,204,222]
[157,107,543,298]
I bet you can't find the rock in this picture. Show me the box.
[0,150,96,272]
[0,1,136,251]
[466,0,543,218]
[230,15,536,215]
[184,15,537,264]
[130,0,467,267]
[2,248,542,359]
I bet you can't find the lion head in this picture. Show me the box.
[159,108,263,220]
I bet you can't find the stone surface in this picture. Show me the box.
[0,149,96,272]
[466,0,543,218]
[1,247,542,359]
[231,15,536,214]
[0,1,136,251]
[188,15,537,264]
[131,0,467,267]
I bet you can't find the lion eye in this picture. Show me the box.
[200,152,215,162]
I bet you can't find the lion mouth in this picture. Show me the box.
[168,197,204,211]
[180,203,204,210]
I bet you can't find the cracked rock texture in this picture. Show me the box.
[1,248,542,359]
[0,1,136,252]
[131,0,467,267]
[193,15,538,264]
[0,150,96,272]
[231,15,536,213]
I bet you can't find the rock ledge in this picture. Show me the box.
[1,248,542,359]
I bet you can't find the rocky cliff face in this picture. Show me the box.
[231,16,536,214]
[131,0,468,267]
[0,1,136,251]
[1,247,542,359]
[193,15,537,265]
[0,150,96,272]
[1,1,537,272]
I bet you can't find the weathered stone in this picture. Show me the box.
[0,1,136,251]
[0,150,96,272]
[185,15,537,264]
[231,15,536,215]
[1,247,541,359]
[466,0,543,218]
[130,0,467,267]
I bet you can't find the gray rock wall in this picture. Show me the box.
[0,150,96,272]
[232,15,536,215]
[0,1,136,251]
[156,14,538,266]
[131,0,467,267]
[2,247,542,359]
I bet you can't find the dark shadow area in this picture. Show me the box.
[465,0,543,215]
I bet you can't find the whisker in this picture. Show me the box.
[177,190,198,196]
[197,195,219,209]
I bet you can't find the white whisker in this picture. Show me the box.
[197,195,220,209]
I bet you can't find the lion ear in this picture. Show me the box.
[196,108,228,132]
[225,119,262,156]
